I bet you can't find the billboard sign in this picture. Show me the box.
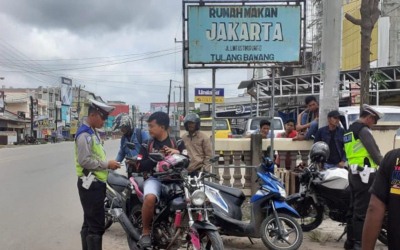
[0,91,4,115]
[188,5,301,64]
[195,88,224,104]
[61,77,73,106]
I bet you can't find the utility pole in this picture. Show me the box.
[319,0,341,127]
[167,79,172,116]
[76,84,84,125]
[30,96,34,137]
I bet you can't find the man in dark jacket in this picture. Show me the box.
[314,110,346,169]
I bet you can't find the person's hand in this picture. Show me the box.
[292,134,305,141]
[338,161,346,168]
[163,146,179,155]
[108,160,121,170]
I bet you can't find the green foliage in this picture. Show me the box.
[370,70,389,90]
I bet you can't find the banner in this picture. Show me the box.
[0,91,4,115]
[61,77,73,106]
[188,5,301,64]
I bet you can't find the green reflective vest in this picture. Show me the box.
[343,123,378,169]
[75,125,108,182]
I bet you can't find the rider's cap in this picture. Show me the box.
[89,99,115,118]
[362,104,383,120]
[327,110,340,118]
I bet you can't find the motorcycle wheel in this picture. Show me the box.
[261,213,303,250]
[104,197,113,230]
[129,204,143,231]
[287,197,324,232]
[187,230,224,250]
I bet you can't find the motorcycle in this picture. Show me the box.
[286,159,388,245]
[104,161,142,230]
[127,152,224,250]
[204,156,303,250]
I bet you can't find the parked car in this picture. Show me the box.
[242,116,285,137]
[339,105,400,130]
[200,117,233,138]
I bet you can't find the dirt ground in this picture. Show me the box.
[103,218,387,250]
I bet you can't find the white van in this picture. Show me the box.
[339,105,400,130]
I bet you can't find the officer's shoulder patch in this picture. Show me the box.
[343,134,352,143]
[85,135,92,144]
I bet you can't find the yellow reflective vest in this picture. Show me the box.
[75,124,108,182]
[344,122,378,169]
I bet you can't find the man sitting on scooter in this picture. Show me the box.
[136,111,187,248]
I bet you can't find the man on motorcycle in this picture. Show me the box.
[75,99,121,250]
[181,113,213,174]
[344,104,383,250]
[136,111,187,248]
[112,113,149,177]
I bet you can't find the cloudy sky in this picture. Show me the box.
[0,0,248,111]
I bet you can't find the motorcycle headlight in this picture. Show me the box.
[278,185,287,198]
[191,190,206,206]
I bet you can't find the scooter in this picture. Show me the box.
[204,156,303,250]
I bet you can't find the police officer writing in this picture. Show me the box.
[343,104,383,250]
[75,99,120,250]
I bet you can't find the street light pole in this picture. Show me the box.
[167,79,172,115]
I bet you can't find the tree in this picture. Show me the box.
[345,0,380,107]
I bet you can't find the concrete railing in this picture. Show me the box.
[211,129,400,196]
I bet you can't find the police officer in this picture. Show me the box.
[75,99,121,250]
[343,104,383,250]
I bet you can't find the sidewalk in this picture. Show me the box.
[103,218,387,250]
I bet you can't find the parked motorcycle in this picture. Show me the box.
[127,153,224,250]
[286,159,388,245]
[204,156,303,250]
[104,164,141,230]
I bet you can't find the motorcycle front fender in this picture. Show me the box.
[191,220,219,231]
[286,193,302,203]
[273,200,301,218]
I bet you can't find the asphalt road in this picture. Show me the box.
[0,139,124,250]
[0,139,387,250]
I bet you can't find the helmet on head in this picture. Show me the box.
[183,113,200,131]
[310,141,330,163]
[112,113,133,132]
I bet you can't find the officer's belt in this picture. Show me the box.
[350,165,377,174]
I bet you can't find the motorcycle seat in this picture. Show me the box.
[107,171,130,193]
[204,180,245,199]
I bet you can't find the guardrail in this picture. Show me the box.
[211,129,400,196]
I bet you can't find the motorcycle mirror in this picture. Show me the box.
[125,142,136,150]
[209,155,219,163]
[149,153,164,162]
